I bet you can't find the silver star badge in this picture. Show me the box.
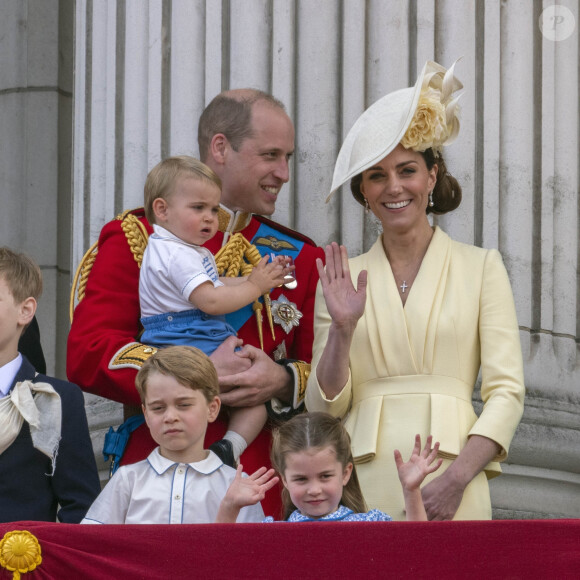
[271,295,303,334]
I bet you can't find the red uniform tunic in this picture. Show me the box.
[67,207,323,517]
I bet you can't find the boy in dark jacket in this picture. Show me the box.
[0,247,100,523]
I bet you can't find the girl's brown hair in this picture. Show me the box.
[270,412,367,519]
[419,148,462,215]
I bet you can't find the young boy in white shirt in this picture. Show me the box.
[82,345,277,524]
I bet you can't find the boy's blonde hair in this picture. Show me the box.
[135,345,219,404]
[144,155,222,225]
[0,247,43,304]
[271,412,368,520]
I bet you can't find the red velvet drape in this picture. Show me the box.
[1,520,578,579]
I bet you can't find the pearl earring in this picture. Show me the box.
[428,191,434,207]
[364,198,370,214]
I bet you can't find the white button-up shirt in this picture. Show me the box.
[82,448,264,524]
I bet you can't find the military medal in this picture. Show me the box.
[271,295,302,334]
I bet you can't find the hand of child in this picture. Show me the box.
[272,255,297,287]
[232,465,279,506]
[248,255,295,295]
[217,465,280,523]
[394,434,443,492]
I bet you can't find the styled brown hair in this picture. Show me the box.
[350,148,462,215]
[0,247,43,304]
[143,155,222,225]
[197,89,286,162]
[419,148,462,214]
[270,412,367,519]
[135,345,219,404]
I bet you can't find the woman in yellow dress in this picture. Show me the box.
[305,61,525,521]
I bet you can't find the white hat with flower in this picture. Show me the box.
[328,60,463,201]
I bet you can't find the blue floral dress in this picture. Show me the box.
[263,505,392,522]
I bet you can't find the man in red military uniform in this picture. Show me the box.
[67,89,323,517]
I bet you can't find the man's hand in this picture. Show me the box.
[209,335,251,387]
[218,344,293,407]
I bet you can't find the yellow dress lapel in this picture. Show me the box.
[404,226,452,374]
[362,237,415,376]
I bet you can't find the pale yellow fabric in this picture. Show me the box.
[0,380,62,470]
[305,227,525,520]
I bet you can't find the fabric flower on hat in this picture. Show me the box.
[401,80,461,156]
[401,89,449,154]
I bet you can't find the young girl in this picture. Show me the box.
[217,412,442,522]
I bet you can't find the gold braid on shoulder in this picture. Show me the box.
[69,240,99,321]
[69,210,150,322]
[215,233,275,349]
[118,210,149,267]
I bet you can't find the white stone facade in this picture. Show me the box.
[1,0,578,517]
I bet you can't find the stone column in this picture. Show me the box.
[0,0,73,377]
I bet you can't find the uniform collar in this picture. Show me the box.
[218,205,252,235]
[147,447,225,475]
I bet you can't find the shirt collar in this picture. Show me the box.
[151,208,252,247]
[146,447,225,475]
[151,223,172,238]
[151,224,207,250]
[0,353,23,397]
[287,505,354,522]
[151,224,187,243]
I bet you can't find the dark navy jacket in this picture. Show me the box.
[0,356,101,523]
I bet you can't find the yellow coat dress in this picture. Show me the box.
[305,227,525,520]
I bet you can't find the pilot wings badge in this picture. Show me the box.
[254,235,298,252]
[271,295,303,334]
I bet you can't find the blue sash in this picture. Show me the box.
[225,222,304,331]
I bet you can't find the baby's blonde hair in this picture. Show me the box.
[144,155,222,225]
